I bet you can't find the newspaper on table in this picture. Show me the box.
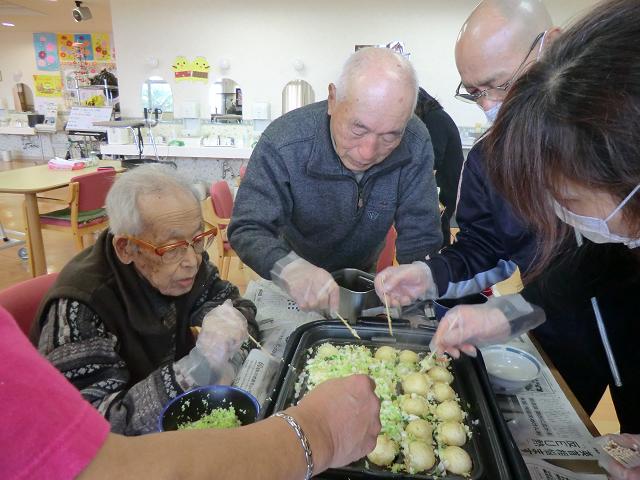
[524,456,606,480]
[233,279,324,407]
[481,335,605,478]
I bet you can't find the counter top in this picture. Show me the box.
[0,126,36,136]
[100,143,252,159]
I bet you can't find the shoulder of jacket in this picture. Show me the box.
[261,101,326,149]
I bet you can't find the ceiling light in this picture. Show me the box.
[2,22,15,27]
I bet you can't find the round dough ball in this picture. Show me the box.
[435,400,464,422]
[367,434,399,466]
[397,362,417,379]
[404,441,436,473]
[437,421,467,447]
[432,383,456,403]
[400,395,430,417]
[441,445,473,475]
[399,349,420,364]
[316,343,339,359]
[402,372,431,396]
[405,419,433,441]
[375,346,398,362]
[427,365,453,384]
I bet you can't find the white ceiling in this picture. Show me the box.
[0,0,112,32]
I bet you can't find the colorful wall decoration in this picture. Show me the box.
[57,33,75,62]
[33,33,60,71]
[171,56,210,83]
[74,34,94,61]
[33,74,63,97]
[92,33,112,61]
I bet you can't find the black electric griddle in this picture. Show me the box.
[261,320,530,480]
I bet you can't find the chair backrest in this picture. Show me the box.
[376,226,398,273]
[71,169,117,212]
[0,273,59,335]
[210,181,234,219]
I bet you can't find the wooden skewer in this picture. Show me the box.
[380,276,394,336]
[334,312,361,340]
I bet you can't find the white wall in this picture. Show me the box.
[0,31,42,110]
[113,0,598,126]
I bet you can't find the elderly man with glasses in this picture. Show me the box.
[376,0,640,432]
[31,164,258,435]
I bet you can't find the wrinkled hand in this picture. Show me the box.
[598,434,640,480]
[279,258,339,314]
[430,303,510,358]
[292,375,381,472]
[197,299,248,366]
[375,262,435,307]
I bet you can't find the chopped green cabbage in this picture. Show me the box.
[178,406,241,430]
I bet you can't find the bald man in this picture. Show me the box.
[377,0,640,432]
[229,47,442,313]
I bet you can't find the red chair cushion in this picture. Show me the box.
[0,273,59,335]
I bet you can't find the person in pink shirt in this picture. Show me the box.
[0,306,380,480]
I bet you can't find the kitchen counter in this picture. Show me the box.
[0,126,36,136]
[100,143,252,159]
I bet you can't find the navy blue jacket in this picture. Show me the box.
[229,101,442,279]
[427,140,536,298]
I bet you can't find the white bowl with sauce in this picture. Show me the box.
[481,345,541,394]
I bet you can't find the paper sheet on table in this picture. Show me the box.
[484,336,601,463]
[234,280,324,407]
[524,456,607,480]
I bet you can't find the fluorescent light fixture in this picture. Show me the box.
[2,22,16,27]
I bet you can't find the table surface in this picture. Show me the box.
[0,159,122,193]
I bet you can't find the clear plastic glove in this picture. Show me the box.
[175,300,248,386]
[289,375,381,471]
[597,434,640,480]
[271,252,339,314]
[429,294,546,358]
[375,262,437,307]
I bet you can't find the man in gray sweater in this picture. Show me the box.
[229,48,442,313]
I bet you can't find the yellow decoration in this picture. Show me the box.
[33,74,63,97]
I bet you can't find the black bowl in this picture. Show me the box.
[158,385,260,432]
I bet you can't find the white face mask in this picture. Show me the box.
[553,184,640,249]
[482,102,502,123]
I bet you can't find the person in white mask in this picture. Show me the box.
[457,1,640,478]
[377,0,640,438]
[454,0,554,123]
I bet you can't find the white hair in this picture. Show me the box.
[106,163,201,235]
[335,47,419,111]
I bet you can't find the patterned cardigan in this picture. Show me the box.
[37,259,257,436]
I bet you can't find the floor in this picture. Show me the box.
[0,159,619,435]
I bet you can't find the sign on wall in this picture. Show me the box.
[33,33,60,71]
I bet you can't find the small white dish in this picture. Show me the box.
[481,345,541,394]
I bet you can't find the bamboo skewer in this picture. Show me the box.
[380,276,394,336]
[334,312,361,340]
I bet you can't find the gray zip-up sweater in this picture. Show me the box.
[228,100,442,279]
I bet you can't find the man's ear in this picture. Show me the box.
[327,83,337,115]
[544,27,562,49]
[113,235,134,264]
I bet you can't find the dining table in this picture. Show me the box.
[0,159,123,276]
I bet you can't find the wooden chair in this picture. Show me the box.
[26,170,116,265]
[201,180,243,280]
[0,272,59,335]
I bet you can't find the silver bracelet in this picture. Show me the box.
[274,412,314,480]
